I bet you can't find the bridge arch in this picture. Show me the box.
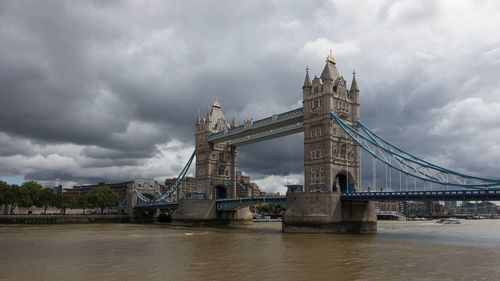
[214,185,228,199]
[334,171,355,193]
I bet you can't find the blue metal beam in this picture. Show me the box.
[341,189,500,201]
[133,202,179,210]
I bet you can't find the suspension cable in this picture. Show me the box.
[359,148,362,192]
[372,155,376,191]
[331,112,500,188]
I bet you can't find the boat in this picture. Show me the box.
[435,217,461,224]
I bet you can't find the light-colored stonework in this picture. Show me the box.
[302,53,360,194]
[195,98,237,199]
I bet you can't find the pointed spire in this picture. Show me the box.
[350,69,359,93]
[196,109,201,125]
[205,105,210,122]
[320,51,340,82]
[303,66,312,88]
[213,97,221,108]
[231,112,237,128]
[327,49,335,63]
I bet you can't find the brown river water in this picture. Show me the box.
[1,220,500,281]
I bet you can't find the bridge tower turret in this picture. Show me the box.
[302,52,360,193]
[194,99,236,200]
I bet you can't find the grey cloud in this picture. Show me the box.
[1,0,500,187]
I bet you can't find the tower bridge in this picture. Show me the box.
[133,53,500,233]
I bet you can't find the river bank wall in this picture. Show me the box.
[0,215,130,224]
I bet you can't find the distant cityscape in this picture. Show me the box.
[1,174,498,219]
[0,170,281,216]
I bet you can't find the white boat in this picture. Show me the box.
[435,217,461,224]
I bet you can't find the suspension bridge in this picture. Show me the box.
[133,54,500,233]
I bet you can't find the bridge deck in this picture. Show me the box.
[208,108,303,146]
[133,202,178,210]
[133,190,500,210]
[216,196,286,211]
[342,190,500,201]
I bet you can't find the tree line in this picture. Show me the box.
[0,181,119,215]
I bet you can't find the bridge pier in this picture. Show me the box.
[283,192,377,233]
[131,209,158,224]
[171,199,253,225]
[217,207,253,221]
[171,199,217,224]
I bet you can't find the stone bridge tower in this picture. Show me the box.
[194,99,236,199]
[284,53,376,233]
[302,52,360,194]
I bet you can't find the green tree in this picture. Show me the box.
[77,196,91,215]
[37,188,56,214]
[21,181,42,206]
[85,186,118,214]
[4,184,24,214]
[58,195,76,215]
[3,185,16,214]
[0,180,7,206]
[19,185,33,208]
[0,181,8,213]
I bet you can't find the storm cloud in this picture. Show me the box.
[1,0,500,192]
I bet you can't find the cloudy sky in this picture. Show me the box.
[1,0,500,193]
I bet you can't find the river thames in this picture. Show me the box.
[1,220,500,281]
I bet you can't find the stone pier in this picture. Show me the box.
[172,199,217,224]
[283,192,377,233]
[171,199,252,225]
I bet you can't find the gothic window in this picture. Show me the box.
[310,167,324,184]
[311,146,325,160]
[218,166,225,176]
[340,143,346,159]
[310,126,324,138]
[311,99,321,110]
[314,87,319,94]
[318,167,324,184]
[310,168,317,184]
[214,119,225,131]
[348,149,356,161]
[219,153,224,161]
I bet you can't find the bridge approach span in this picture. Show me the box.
[342,189,500,201]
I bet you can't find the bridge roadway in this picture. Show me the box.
[342,189,500,201]
[133,190,500,211]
